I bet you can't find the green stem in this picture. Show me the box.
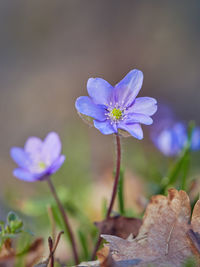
[118,168,125,215]
[180,152,190,190]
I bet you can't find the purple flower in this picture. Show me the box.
[191,127,200,151]
[152,122,200,156]
[10,132,65,182]
[75,69,157,139]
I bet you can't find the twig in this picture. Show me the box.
[48,237,54,267]
[34,231,64,267]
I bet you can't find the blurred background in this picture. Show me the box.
[0,0,200,263]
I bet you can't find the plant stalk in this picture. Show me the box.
[47,177,79,265]
[106,134,121,218]
[91,134,121,259]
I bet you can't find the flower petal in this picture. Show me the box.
[173,123,187,149]
[24,137,43,154]
[13,168,40,182]
[153,130,179,156]
[93,120,116,135]
[42,132,62,164]
[129,97,157,115]
[152,123,187,156]
[114,69,143,107]
[191,127,200,150]
[10,147,31,169]
[75,96,106,121]
[125,113,153,125]
[118,122,143,140]
[48,155,66,174]
[87,78,113,105]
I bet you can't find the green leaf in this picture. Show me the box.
[7,211,18,223]
[117,168,125,215]
[7,211,23,234]
[78,229,89,260]
[180,151,190,191]
[0,221,5,235]
[101,198,107,219]
[183,257,198,267]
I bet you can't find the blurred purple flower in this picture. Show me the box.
[75,69,157,139]
[10,132,65,182]
[152,122,200,156]
[191,127,200,151]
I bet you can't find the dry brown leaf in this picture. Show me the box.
[0,239,15,267]
[25,238,44,267]
[0,239,15,261]
[77,261,100,267]
[0,238,44,267]
[96,247,114,267]
[102,188,200,267]
[95,216,142,239]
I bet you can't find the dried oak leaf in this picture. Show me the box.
[95,216,142,239]
[102,188,200,267]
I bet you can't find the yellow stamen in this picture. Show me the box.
[111,108,122,120]
[38,161,46,169]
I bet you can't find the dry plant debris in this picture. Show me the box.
[34,231,64,267]
[0,238,44,267]
[95,216,142,239]
[101,188,200,267]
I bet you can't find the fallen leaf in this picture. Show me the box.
[95,216,142,239]
[0,239,15,267]
[0,238,44,267]
[102,188,200,267]
[77,261,99,267]
[0,239,15,261]
[97,247,113,267]
[25,238,44,267]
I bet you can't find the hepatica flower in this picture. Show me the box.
[10,132,65,182]
[152,123,200,156]
[10,132,79,263]
[75,69,157,139]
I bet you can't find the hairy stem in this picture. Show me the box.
[106,134,121,218]
[91,134,121,260]
[47,177,79,265]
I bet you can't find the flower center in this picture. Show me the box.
[105,102,127,124]
[111,108,122,120]
[38,161,46,170]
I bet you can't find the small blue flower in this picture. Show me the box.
[152,122,200,156]
[75,69,157,139]
[10,132,65,182]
